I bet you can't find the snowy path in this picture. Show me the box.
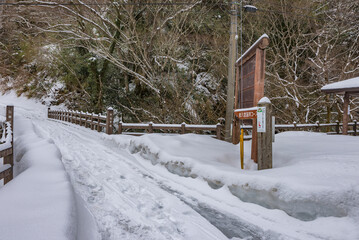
[34,119,228,240]
[33,119,326,240]
[2,93,358,240]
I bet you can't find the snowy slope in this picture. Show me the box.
[0,93,228,240]
[0,107,76,240]
[1,92,359,240]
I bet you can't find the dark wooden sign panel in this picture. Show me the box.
[240,55,256,108]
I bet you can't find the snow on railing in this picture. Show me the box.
[0,105,14,185]
[241,120,357,139]
[48,108,223,139]
[48,108,357,141]
[48,108,112,134]
[118,122,222,139]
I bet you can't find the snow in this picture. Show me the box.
[1,91,359,240]
[321,76,359,91]
[234,107,258,112]
[258,96,271,104]
[244,5,257,10]
[0,164,10,173]
[0,92,227,240]
[0,122,12,151]
[0,117,76,240]
[236,34,269,63]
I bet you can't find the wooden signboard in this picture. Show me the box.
[234,108,257,120]
[232,34,269,163]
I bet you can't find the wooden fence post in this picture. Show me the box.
[97,114,101,132]
[354,120,357,136]
[272,116,275,142]
[48,107,50,118]
[106,108,114,134]
[4,105,14,184]
[181,122,186,134]
[148,122,153,133]
[216,123,222,140]
[90,113,94,130]
[85,112,89,128]
[118,122,123,134]
[80,112,84,126]
[336,120,340,134]
[316,121,320,132]
[293,121,297,131]
[257,98,272,170]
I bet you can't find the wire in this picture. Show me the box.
[0,1,199,6]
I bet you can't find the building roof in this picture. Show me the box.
[321,76,359,94]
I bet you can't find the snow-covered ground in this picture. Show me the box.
[0,92,359,240]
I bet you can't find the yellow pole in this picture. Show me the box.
[240,128,244,169]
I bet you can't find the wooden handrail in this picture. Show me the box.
[118,122,223,139]
[48,108,113,134]
[48,108,223,139]
[240,120,357,137]
[48,107,357,140]
[0,105,14,185]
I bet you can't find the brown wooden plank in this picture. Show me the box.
[152,126,182,131]
[0,167,12,179]
[0,147,12,158]
[123,125,150,130]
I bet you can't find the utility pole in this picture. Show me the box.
[224,1,238,142]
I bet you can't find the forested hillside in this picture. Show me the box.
[0,0,358,124]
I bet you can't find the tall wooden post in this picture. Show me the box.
[224,2,238,141]
[257,98,272,170]
[106,108,114,134]
[343,92,349,135]
[4,105,14,184]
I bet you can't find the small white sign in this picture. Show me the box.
[257,107,266,132]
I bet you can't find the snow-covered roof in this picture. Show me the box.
[236,34,270,64]
[321,76,359,94]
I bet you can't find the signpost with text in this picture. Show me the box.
[233,34,269,163]
[257,99,272,170]
[234,97,273,170]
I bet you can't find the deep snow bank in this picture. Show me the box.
[0,117,76,240]
[109,132,359,224]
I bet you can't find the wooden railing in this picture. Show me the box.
[48,107,357,141]
[48,108,114,134]
[241,120,357,137]
[0,105,14,185]
[48,108,223,139]
[119,122,222,139]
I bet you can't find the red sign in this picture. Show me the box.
[234,109,257,119]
